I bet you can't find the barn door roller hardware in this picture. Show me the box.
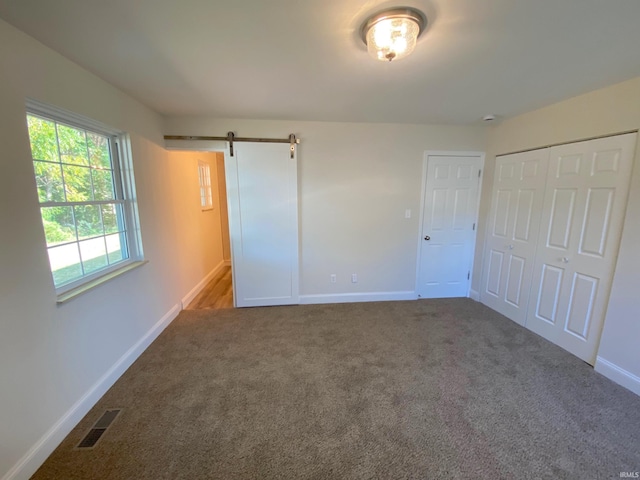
[164,132,300,158]
[227,131,235,157]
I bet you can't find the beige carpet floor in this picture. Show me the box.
[32,299,640,479]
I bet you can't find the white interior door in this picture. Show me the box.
[417,153,482,298]
[480,149,549,325]
[225,142,299,307]
[525,133,636,364]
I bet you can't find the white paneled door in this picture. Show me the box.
[526,133,636,364]
[417,153,482,298]
[225,142,299,307]
[480,149,550,325]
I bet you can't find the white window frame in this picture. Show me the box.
[198,160,213,210]
[26,99,144,301]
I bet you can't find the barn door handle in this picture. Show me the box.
[424,235,431,241]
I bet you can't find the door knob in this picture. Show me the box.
[561,257,570,263]
[424,235,431,241]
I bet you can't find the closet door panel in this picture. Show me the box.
[480,149,549,325]
[526,133,637,364]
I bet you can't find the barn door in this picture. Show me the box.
[225,142,299,307]
[525,133,636,364]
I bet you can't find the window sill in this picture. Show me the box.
[56,260,148,304]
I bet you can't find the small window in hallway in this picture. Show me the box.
[198,161,213,210]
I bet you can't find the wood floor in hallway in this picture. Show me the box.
[187,265,233,310]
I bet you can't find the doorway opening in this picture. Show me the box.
[167,134,300,309]
[171,148,233,310]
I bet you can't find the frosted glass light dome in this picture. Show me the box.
[361,8,426,62]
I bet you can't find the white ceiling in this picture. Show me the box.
[2,0,640,125]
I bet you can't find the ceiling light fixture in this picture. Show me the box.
[360,7,427,62]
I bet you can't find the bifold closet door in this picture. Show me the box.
[526,133,637,364]
[480,149,549,325]
[225,142,299,307]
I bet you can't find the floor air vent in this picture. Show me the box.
[76,409,122,449]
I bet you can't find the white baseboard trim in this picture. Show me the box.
[594,356,640,397]
[299,291,418,305]
[2,303,181,480]
[181,260,225,310]
[469,289,480,301]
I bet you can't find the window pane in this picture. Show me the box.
[57,124,89,166]
[74,205,103,239]
[48,243,83,286]
[63,165,93,202]
[101,204,121,234]
[27,115,58,162]
[33,161,65,203]
[92,168,115,200]
[79,237,108,274]
[87,133,112,169]
[26,106,139,291]
[106,233,126,264]
[41,206,76,246]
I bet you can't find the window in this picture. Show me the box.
[198,161,213,210]
[25,100,143,294]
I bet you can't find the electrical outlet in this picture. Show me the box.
[330,274,337,283]
[351,273,358,283]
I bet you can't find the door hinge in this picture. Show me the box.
[478,169,482,178]
[473,223,476,231]
[467,271,470,280]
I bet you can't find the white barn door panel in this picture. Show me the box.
[225,142,299,307]
[480,149,550,325]
[526,133,637,364]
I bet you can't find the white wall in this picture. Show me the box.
[164,117,488,301]
[0,19,222,479]
[477,76,640,395]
